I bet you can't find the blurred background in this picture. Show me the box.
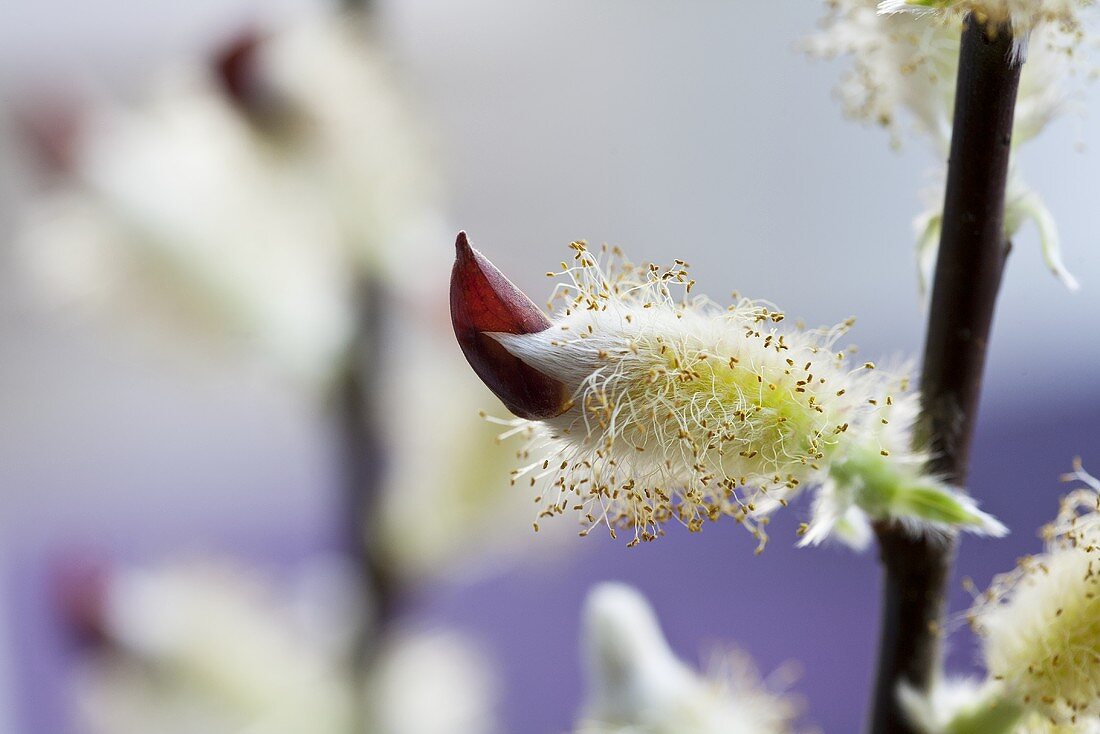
[1,1,1098,732]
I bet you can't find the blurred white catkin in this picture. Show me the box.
[575,583,803,734]
[808,0,1094,291]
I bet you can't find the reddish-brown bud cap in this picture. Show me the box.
[14,95,85,174]
[213,29,292,129]
[451,232,570,420]
[214,31,265,109]
[53,553,111,647]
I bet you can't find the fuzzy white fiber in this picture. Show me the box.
[809,0,1090,292]
[490,244,1001,550]
[971,466,1100,726]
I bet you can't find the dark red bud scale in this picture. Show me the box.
[53,554,111,647]
[214,30,266,110]
[451,232,570,420]
[14,97,84,174]
[213,29,292,128]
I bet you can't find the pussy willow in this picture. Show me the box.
[451,234,1003,551]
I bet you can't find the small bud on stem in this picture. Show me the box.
[450,232,570,420]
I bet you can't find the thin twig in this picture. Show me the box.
[867,14,1021,734]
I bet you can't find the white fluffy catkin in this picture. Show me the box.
[491,243,1001,550]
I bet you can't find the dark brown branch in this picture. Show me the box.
[334,275,400,729]
[342,0,375,13]
[338,273,401,632]
[867,15,1021,734]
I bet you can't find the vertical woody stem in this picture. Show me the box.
[867,15,1021,734]
[336,275,399,728]
[338,2,387,726]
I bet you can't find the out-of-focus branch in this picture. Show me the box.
[867,14,1021,734]
[335,274,400,729]
[342,0,375,14]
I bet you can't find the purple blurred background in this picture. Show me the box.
[2,1,1099,733]
[6,395,1098,733]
